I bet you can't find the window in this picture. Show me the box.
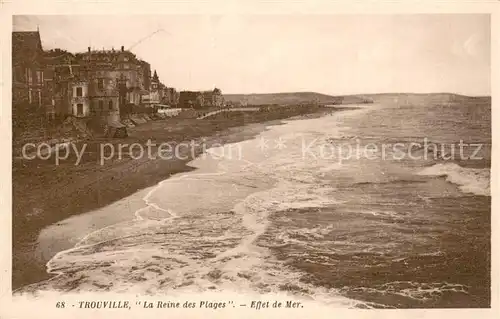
[27,69,32,85]
[77,103,83,116]
[28,89,32,104]
[36,71,43,84]
[97,78,104,90]
[108,100,113,110]
[38,91,42,106]
[99,100,104,110]
[76,87,83,97]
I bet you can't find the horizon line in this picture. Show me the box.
[220,91,492,98]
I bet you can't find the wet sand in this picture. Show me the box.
[12,105,336,290]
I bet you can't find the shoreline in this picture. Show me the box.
[13,104,345,291]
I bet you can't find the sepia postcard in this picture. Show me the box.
[0,1,498,318]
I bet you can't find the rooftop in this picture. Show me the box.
[12,31,43,64]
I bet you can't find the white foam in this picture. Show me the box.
[417,163,490,196]
[27,108,374,306]
[345,281,470,302]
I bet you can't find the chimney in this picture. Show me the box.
[88,47,91,53]
[121,46,124,52]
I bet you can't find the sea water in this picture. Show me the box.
[28,96,491,308]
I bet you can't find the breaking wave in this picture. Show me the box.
[18,103,490,308]
[417,163,490,196]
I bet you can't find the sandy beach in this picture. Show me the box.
[12,105,334,291]
[6,13,493,313]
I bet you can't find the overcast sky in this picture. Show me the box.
[13,14,490,96]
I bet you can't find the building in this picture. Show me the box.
[212,88,224,107]
[12,30,45,112]
[179,88,223,108]
[179,91,204,108]
[140,69,170,109]
[71,81,90,117]
[158,82,166,105]
[43,45,168,123]
[15,30,192,131]
[161,87,177,106]
[162,87,171,105]
[172,89,180,106]
[148,70,161,105]
[73,46,147,121]
[44,48,77,119]
[139,60,151,92]
[201,88,224,107]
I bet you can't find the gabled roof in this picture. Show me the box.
[12,31,43,65]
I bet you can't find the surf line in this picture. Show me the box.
[42,155,257,281]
